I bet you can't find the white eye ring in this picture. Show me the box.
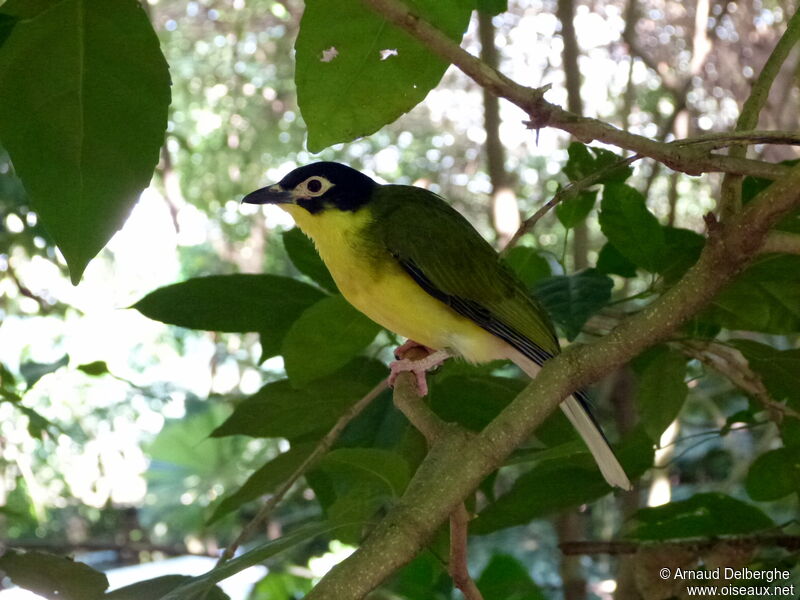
[298,176,333,197]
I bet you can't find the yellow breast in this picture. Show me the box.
[281,204,507,363]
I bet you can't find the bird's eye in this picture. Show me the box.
[306,178,323,193]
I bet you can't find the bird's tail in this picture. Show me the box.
[509,351,632,490]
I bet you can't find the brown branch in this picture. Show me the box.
[449,503,484,600]
[359,0,792,181]
[560,535,800,556]
[761,231,800,255]
[217,378,389,565]
[679,340,800,422]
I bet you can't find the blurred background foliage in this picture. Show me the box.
[0,0,799,598]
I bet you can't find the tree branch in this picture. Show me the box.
[305,162,800,600]
[719,7,800,219]
[360,0,793,180]
[761,231,800,255]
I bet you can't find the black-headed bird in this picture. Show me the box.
[243,162,630,490]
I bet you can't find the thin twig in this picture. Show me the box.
[502,155,640,253]
[360,0,793,181]
[449,503,484,600]
[679,340,800,422]
[720,7,800,219]
[217,378,389,565]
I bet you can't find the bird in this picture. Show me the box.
[243,161,631,490]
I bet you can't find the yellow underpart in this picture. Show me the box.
[282,204,509,363]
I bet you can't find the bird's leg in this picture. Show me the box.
[389,341,450,396]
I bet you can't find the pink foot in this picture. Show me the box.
[393,339,433,360]
[389,347,450,396]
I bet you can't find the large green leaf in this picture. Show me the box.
[209,442,316,523]
[472,428,653,534]
[106,576,229,600]
[635,346,688,441]
[0,550,108,600]
[701,255,800,333]
[429,374,526,431]
[296,0,472,152]
[658,226,705,283]
[310,448,410,541]
[282,294,382,387]
[556,190,597,229]
[502,246,551,287]
[282,227,338,293]
[477,554,546,600]
[599,183,665,272]
[563,143,632,183]
[133,275,324,360]
[596,242,637,278]
[533,269,613,340]
[745,448,800,501]
[626,493,774,540]
[211,357,387,440]
[0,0,170,283]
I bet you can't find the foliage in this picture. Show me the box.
[1,0,799,598]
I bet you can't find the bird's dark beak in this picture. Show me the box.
[242,184,293,205]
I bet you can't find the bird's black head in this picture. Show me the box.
[242,162,378,214]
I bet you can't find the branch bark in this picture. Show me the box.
[359,0,793,180]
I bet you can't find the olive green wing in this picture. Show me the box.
[368,184,560,360]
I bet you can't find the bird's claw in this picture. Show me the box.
[388,348,450,396]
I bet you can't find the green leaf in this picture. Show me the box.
[106,576,229,600]
[209,443,316,523]
[599,183,665,272]
[282,227,338,293]
[282,294,382,387]
[247,572,313,600]
[702,255,800,333]
[20,354,68,388]
[311,448,410,541]
[563,143,632,183]
[0,14,18,47]
[533,269,613,340]
[477,0,507,15]
[596,242,637,278]
[0,0,170,283]
[296,0,473,152]
[627,493,775,540]
[159,524,327,600]
[133,275,324,360]
[477,554,546,600]
[556,189,597,229]
[503,246,551,287]
[472,428,653,534]
[77,360,109,376]
[745,448,800,501]
[212,357,387,440]
[0,550,108,600]
[429,374,525,431]
[636,346,688,441]
[384,551,451,598]
[658,226,705,283]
